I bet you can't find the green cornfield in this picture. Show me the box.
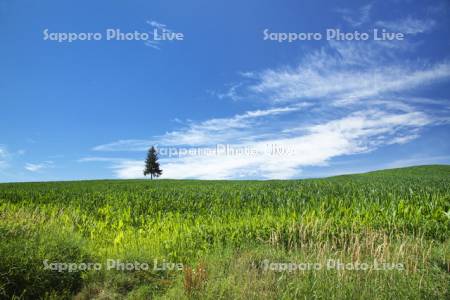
[1,165,449,299]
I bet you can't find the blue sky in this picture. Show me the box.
[1,0,450,181]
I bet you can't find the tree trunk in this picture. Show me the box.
[151,173,153,180]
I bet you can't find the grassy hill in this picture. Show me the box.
[0,165,449,299]
[337,164,450,177]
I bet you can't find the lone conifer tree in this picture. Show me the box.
[144,146,162,179]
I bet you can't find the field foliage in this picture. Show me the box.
[0,165,449,299]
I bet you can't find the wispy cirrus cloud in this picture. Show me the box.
[208,83,244,101]
[238,41,450,105]
[0,146,9,170]
[77,157,125,163]
[162,109,430,179]
[145,20,167,50]
[24,161,54,172]
[375,17,436,35]
[93,104,308,151]
[78,157,145,179]
[336,3,373,27]
[144,20,181,50]
[89,108,432,179]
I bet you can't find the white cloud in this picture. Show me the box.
[88,106,441,179]
[1,147,31,174]
[144,20,177,50]
[159,104,308,145]
[244,43,450,104]
[0,146,8,169]
[93,140,153,152]
[110,160,145,179]
[375,17,436,35]
[25,163,44,172]
[336,4,373,27]
[78,157,125,163]
[212,83,243,101]
[96,109,432,179]
[78,156,146,179]
[24,161,54,172]
[148,20,167,30]
[216,16,446,105]
[93,105,308,151]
